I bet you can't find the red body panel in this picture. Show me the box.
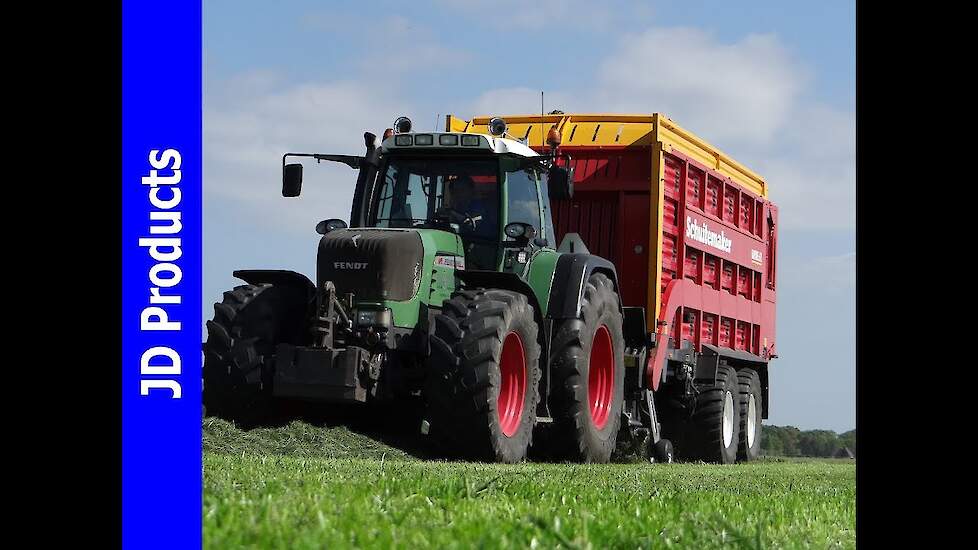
[543,145,778,377]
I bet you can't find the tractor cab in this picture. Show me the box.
[366,129,562,271]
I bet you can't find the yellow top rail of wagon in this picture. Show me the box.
[446,113,768,198]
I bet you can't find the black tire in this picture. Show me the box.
[687,364,740,464]
[548,272,625,463]
[426,289,541,463]
[651,438,674,464]
[202,283,309,427]
[736,368,763,461]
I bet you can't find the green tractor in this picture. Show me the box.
[203,116,673,463]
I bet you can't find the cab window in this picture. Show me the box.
[503,160,542,241]
[538,173,557,247]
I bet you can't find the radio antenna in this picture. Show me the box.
[541,91,544,148]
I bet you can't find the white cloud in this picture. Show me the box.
[752,102,855,230]
[467,26,854,230]
[204,75,413,234]
[595,28,806,146]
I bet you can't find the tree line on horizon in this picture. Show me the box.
[761,425,855,458]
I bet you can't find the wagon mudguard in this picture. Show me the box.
[693,345,770,418]
[545,253,622,320]
[232,269,317,302]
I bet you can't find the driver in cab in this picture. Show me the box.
[441,175,497,240]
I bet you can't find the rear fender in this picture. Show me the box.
[545,253,622,320]
[757,363,770,419]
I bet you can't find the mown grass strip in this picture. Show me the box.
[204,418,855,549]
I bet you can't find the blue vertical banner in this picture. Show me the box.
[122,1,202,548]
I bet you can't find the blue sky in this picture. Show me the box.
[203,1,855,431]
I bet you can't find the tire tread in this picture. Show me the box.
[426,289,541,463]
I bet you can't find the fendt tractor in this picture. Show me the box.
[203,112,778,464]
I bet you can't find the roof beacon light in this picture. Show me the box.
[547,125,561,147]
[488,117,507,137]
[394,116,412,134]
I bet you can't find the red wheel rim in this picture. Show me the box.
[588,325,614,430]
[497,331,527,438]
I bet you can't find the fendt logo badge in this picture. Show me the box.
[334,262,369,270]
[685,217,732,254]
[351,234,361,247]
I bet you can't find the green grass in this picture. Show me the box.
[203,418,855,549]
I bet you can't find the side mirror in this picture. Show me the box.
[316,218,348,235]
[283,163,303,197]
[548,165,574,200]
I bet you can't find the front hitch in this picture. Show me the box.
[313,281,353,348]
[273,282,384,404]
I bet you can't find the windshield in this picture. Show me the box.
[371,157,499,241]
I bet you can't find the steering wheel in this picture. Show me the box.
[435,207,478,230]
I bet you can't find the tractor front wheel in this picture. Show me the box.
[426,289,541,463]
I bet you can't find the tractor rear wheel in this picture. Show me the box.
[426,289,541,463]
[737,368,763,461]
[202,283,308,428]
[687,364,740,463]
[548,272,625,463]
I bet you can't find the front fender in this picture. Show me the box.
[454,270,543,324]
[233,269,316,302]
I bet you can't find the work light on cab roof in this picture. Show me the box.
[393,116,412,134]
[488,117,507,136]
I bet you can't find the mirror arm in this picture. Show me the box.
[283,152,364,170]
[518,151,572,171]
[519,156,551,170]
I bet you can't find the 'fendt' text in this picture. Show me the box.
[334,262,369,270]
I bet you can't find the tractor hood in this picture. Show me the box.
[317,229,424,302]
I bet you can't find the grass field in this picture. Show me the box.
[203,416,855,549]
